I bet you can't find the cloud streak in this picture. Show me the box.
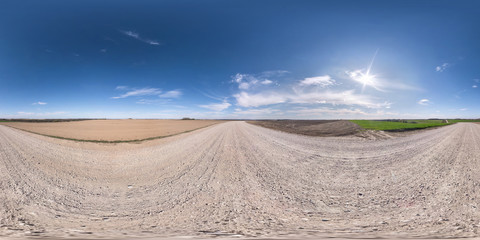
[199,101,231,111]
[234,89,390,109]
[112,87,163,99]
[120,30,161,46]
[418,99,431,105]
[299,75,335,87]
[159,90,182,98]
[32,102,47,105]
[435,63,449,72]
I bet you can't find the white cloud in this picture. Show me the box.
[232,73,281,90]
[239,82,250,90]
[261,79,273,85]
[159,90,182,98]
[259,70,289,77]
[136,99,171,104]
[32,102,47,105]
[234,88,389,109]
[418,99,431,105]
[473,85,478,88]
[234,92,287,108]
[112,87,162,99]
[288,107,368,116]
[287,107,402,119]
[17,111,34,115]
[290,89,391,109]
[199,101,231,111]
[115,86,128,90]
[233,108,280,116]
[122,30,140,38]
[233,73,259,90]
[16,111,67,116]
[120,30,161,46]
[299,75,335,87]
[435,63,449,72]
[145,40,160,45]
[460,108,468,111]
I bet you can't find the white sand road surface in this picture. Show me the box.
[1,121,480,239]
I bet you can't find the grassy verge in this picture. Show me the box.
[448,119,480,123]
[350,120,450,131]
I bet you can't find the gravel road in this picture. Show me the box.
[1,121,480,239]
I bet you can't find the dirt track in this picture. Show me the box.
[1,122,480,239]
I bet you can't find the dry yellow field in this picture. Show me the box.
[0,119,224,141]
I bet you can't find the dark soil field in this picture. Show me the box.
[247,120,362,136]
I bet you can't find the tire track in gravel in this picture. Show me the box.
[1,122,480,239]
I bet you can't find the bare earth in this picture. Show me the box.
[247,120,362,137]
[1,122,480,239]
[0,120,223,141]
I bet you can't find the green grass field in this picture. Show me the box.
[447,119,480,123]
[351,119,480,131]
[350,120,450,131]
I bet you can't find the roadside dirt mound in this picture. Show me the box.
[1,122,480,239]
[248,120,362,136]
[355,129,395,140]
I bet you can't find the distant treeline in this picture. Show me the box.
[0,118,104,123]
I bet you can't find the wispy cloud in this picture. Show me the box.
[288,107,368,116]
[435,63,449,72]
[159,90,182,98]
[112,87,162,99]
[261,79,273,85]
[473,85,478,88]
[16,111,67,116]
[232,71,286,90]
[199,101,231,111]
[418,99,431,105]
[287,107,402,119]
[234,89,389,109]
[17,111,35,115]
[289,89,391,108]
[115,86,128,90]
[234,92,286,108]
[233,73,258,90]
[120,30,161,46]
[233,108,281,116]
[32,101,47,105]
[113,87,182,101]
[299,75,335,87]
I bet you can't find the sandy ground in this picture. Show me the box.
[1,121,480,239]
[0,120,223,141]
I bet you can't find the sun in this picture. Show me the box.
[359,72,376,86]
[348,49,383,92]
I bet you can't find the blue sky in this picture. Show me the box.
[1,0,479,119]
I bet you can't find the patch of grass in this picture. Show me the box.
[448,119,480,123]
[350,120,450,131]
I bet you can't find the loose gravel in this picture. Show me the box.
[1,122,479,239]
